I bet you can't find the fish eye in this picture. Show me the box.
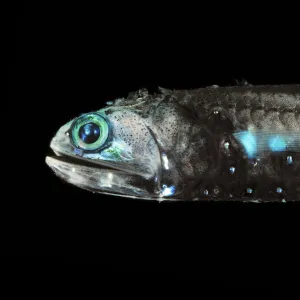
[71,113,109,151]
[79,123,100,144]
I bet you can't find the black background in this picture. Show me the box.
[8,1,299,286]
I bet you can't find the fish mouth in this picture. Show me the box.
[47,151,125,172]
[45,151,159,199]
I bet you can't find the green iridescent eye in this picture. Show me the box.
[71,113,109,151]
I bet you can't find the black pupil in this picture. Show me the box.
[79,123,100,144]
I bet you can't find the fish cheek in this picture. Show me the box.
[108,110,161,174]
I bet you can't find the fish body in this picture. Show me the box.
[46,84,300,202]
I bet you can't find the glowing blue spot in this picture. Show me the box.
[238,132,257,158]
[229,166,235,174]
[287,155,293,164]
[74,148,83,156]
[161,184,175,197]
[224,141,230,150]
[268,135,286,152]
[203,189,209,196]
[246,188,253,194]
[276,187,283,194]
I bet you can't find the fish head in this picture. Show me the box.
[46,93,177,200]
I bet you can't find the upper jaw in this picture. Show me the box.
[48,129,153,177]
[46,144,154,179]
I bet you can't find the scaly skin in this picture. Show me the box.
[46,85,300,202]
[155,85,300,201]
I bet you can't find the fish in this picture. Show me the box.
[46,84,300,202]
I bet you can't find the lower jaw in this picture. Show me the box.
[45,155,159,199]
